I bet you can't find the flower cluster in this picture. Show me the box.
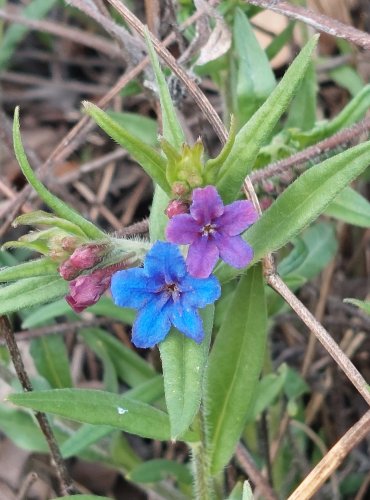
[110,185,258,348]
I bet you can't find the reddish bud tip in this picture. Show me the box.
[69,244,106,270]
[165,200,189,219]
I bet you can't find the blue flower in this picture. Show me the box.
[110,241,221,348]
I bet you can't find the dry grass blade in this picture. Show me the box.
[288,410,370,499]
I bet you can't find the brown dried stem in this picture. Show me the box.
[245,0,370,50]
[0,316,76,496]
[236,444,278,500]
[267,274,370,406]
[288,410,370,500]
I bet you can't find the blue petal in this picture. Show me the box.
[170,306,204,343]
[131,298,172,348]
[111,268,157,309]
[180,273,221,308]
[144,241,186,283]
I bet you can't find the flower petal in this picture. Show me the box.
[190,186,224,224]
[186,236,219,278]
[215,233,253,268]
[166,214,200,244]
[131,298,171,348]
[217,200,258,236]
[111,268,154,309]
[170,306,204,343]
[180,274,221,308]
[144,241,186,282]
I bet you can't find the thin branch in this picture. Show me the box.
[236,444,278,500]
[288,410,370,500]
[250,117,370,184]
[245,0,370,50]
[0,316,77,496]
[267,274,370,406]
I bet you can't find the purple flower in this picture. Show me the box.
[110,241,220,348]
[166,186,258,278]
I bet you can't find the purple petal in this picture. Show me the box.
[180,274,221,308]
[144,241,186,282]
[111,268,155,309]
[186,236,219,278]
[215,233,253,269]
[217,200,258,236]
[190,186,224,224]
[166,214,200,244]
[170,306,204,343]
[131,298,171,348]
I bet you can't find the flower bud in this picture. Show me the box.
[172,181,189,197]
[59,259,80,281]
[65,268,111,313]
[69,243,106,270]
[165,200,189,219]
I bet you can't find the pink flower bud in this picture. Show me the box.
[65,268,111,313]
[172,181,188,197]
[59,259,80,281]
[260,196,273,211]
[165,200,189,219]
[69,244,106,270]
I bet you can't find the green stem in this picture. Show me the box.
[191,407,216,500]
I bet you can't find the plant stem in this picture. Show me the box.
[191,407,216,500]
[0,316,77,496]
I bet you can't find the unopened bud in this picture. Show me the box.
[165,200,189,219]
[69,244,106,270]
[172,181,189,197]
[59,259,80,280]
[260,196,273,211]
[65,268,111,313]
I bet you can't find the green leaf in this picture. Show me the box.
[217,139,370,283]
[286,60,317,131]
[344,299,370,315]
[159,305,214,439]
[82,332,118,393]
[144,28,185,149]
[265,22,294,61]
[330,65,365,97]
[291,84,370,147]
[128,459,192,484]
[0,258,57,282]
[83,102,170,193]
[31,335,72,389]
[79,328,156,387]
[325,186,370,227]
[217,35,319,203]
[278,222,338,280]
[22,296,134,329]
[13,108,105,240]
[232,8,276,127]
[60,377,164,459]
[106,111,158,146]
[13,210,87,237]
[9,389,173,441]
[0,276,68,315]
[206,265,267,474]
[0,0,57,69]
[0,406,48,452]
[52,496,112,500]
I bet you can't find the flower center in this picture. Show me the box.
[201,223,216,236]
[162,282,181,301]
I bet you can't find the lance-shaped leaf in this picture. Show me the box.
[13,210,87,237]
[325,186,370,228]
[83,101,170,194]
[217,138,370,283]
[13,108,105,240]
[159,306,214,439]
[0,276,68,315]
[0,258,57,282]
[31,335,72,389]
[344,298,370,315]
[205,265,267,474]
[9,388,190,441]
[144,28,185,150]
[216,35,319,203]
